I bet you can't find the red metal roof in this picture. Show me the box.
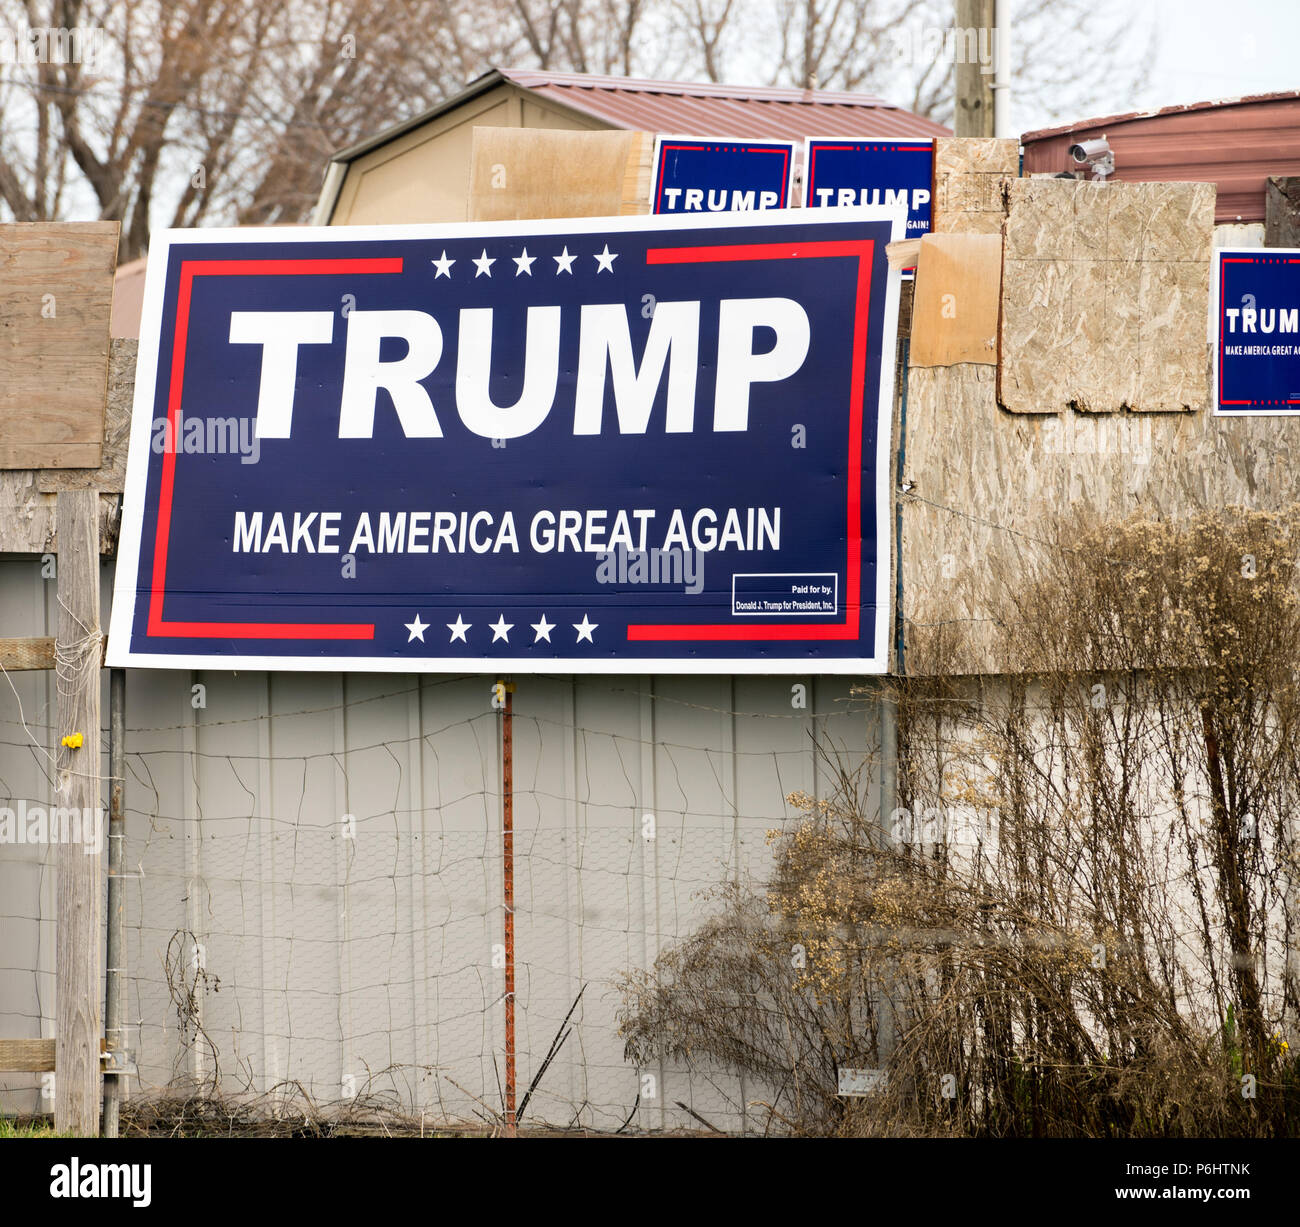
[1021,91,1300,224]
[496,67,951,140]
[331,68,949,166]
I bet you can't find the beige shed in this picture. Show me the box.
[312,66,950,226]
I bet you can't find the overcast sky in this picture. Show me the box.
[1144,0,1300,107]
[1020,0,1300,130]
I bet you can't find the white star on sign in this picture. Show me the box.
[593,244,618,273]
[472,248,495,277]
[447,614,471,643]
[531,614,555,642]
[490,614,514,642]
[553,246,576,274]
[573,614,598,643]
[512,247,536,276]
[431,250,455,278]
[405,614,429,642]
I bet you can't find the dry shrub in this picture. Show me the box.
[619,507,1300,1136]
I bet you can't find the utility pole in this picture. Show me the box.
[955,0,996,137]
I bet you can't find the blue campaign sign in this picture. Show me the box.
[803,138,933,274]
[651,136,795,214]
[106,208,904,674]
[1213,248,1300,414]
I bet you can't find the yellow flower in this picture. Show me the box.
[61,732,84,750]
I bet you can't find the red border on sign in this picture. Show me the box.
[627,239,874,642]
[655,142,792,212]
[146,256,400,641]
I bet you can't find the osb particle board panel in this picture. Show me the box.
[0,221,119,468]
[910,234,1002,366]
[900,361,1300,676]
[933,137,1018,236]
[998,180,1214,414]
[468,127,653,221]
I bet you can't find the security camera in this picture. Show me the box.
[1069,138,1110,162]
[1067,137,1114,182]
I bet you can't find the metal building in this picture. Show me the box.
[1021,90,1300,226]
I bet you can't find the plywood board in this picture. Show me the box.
[887,238,921,270]
[0,222,119,468]
[38,339,136,492]
[0,480,119,554]
[910,233,1002,366]
[0,1037,105,1071]
[1265,176,1300,247]
[620,130,655,216]
[0,635,107,670]
[933,137,1018,235]
[468,127,654,221]
[0,337,133,553]
[0,1037,56,1072]
[999,180,1214,414]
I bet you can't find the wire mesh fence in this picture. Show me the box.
[0,659,877,1134]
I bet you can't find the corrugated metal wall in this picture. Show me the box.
[1020,93,1300,225]
[0,557,877,1131]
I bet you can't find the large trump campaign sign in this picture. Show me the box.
[107,208,903,673]
[1213,248,1300,414]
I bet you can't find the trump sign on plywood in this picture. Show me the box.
[107,209,904,673]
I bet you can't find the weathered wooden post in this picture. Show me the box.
[54,488,103,1136]
[0,222,124,1127]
